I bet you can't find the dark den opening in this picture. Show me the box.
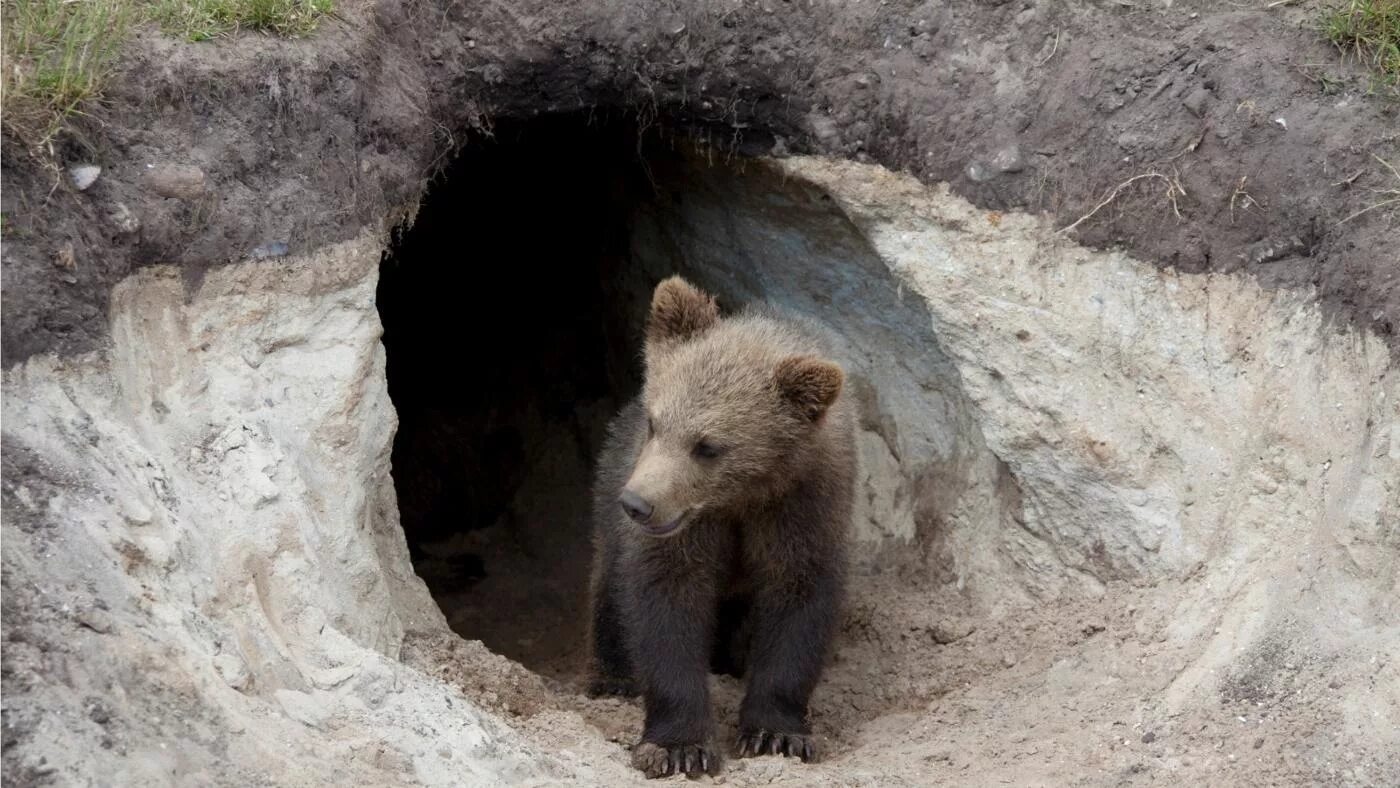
[377,114,662,677]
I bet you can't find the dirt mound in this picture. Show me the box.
[2,0,1398,365]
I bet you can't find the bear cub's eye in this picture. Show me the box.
[692,439,724,459]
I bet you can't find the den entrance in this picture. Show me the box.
[379,114,678,680]
[377,112,949,691]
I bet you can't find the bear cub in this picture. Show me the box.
[587,276,855,779]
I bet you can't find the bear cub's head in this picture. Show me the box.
[618,276,844,538]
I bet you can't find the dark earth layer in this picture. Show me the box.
[2,0,1398,365]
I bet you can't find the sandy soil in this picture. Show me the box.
[406,553,1396,786]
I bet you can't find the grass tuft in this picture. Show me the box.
[152,0,333,42]
[1321,0,1400,94]
[2,0,332,150]
[2,0,137,149]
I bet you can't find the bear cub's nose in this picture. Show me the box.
[619,489,654,524]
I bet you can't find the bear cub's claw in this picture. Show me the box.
[735,729,817,762]
[585,676,639,698]
[632,741,721,779]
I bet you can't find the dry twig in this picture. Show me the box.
[1336,153,1400,226]
[1057,171,1186,235]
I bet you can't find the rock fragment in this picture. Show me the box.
[109,202,140,235]
[69,165,101,191]
[147,164,207,200]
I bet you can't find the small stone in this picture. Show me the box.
[1253,737,1264,749]
[108,202,140,235]
[249,241,290,259]
[806,114,842,148]
[966,161,994,183]
[69,165,101,191]
[146,164,206,200]
[54,242,77,270]
[208,425,247,455]
[929,620,976,644]
[1182,88,1211,118]
[213,654,250,690]
[1141,731,1157,744]
[660,15,685,36]
[76,608,114,634]
[990,144,1026,173]
[120,499,154,526]
[1001,652,1017,668]
[1247,236,1306,265]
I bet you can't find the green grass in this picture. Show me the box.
[1321,0,1400,94]
[1,0,332,149]
[1,0,136,148]
[152,0,332,42]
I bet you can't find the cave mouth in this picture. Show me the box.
[377,113,666,679]
[377,111,983,683]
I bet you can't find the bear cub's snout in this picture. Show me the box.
[618,488,653,525]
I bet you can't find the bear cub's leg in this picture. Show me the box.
[733,569,842,763]
[586,560,638,698]
[626,555,724,779]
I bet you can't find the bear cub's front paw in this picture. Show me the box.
[631,740,722,779]
[735,729,817,762]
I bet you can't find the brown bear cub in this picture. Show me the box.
[587,276,855,779]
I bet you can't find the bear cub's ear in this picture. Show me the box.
[775,355,844,422]
[646,276,719,351]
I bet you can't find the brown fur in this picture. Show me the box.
[587,276,856,779]
[775,355,845,422]
[645,276,719,352]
